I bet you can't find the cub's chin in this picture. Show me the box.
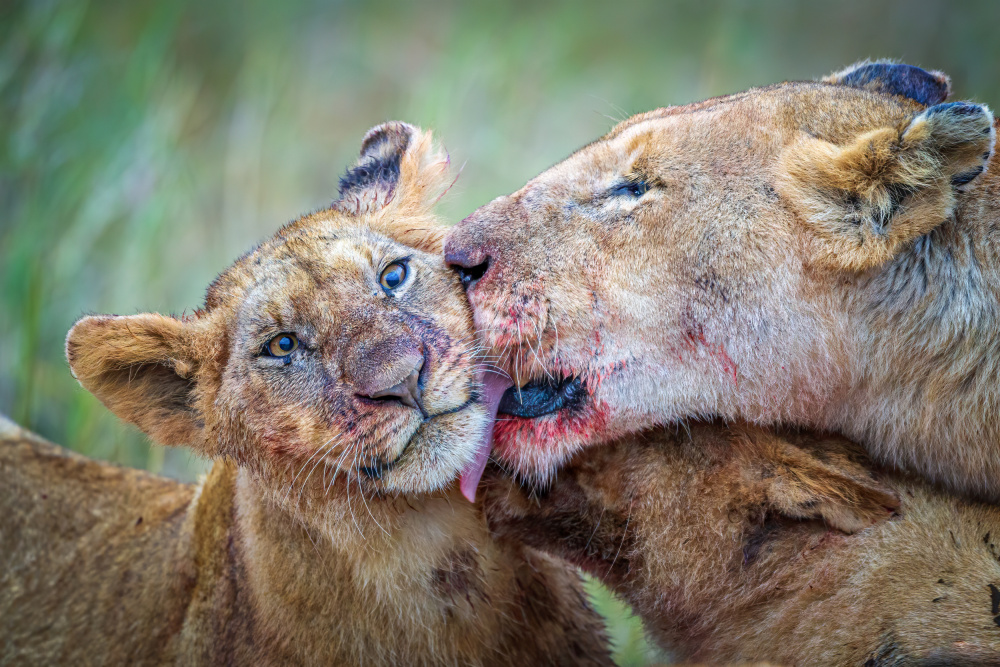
[378,402,493,496]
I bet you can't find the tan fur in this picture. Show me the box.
[445,62,1000,502]
[484,424,1000,665]
[1,123,611,665]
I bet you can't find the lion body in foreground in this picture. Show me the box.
[1,418,605,666]
[446,62,1000,502]
[0,123,611,666]
[485,423,1000,665]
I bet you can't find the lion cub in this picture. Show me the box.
[0,123,611,666]
[485,424,1000,665]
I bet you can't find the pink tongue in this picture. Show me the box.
[459,372,512,503]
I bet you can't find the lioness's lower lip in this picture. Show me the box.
[498,376,586,418]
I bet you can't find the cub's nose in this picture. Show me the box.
[345,336,428,417]
[366,364,424,413]
[445,217,494,291]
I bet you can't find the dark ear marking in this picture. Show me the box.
[916,101,996,192]
[952,166,985,187]
[823,60,951,106]
[335,121,416,209]
[337,152,401,199]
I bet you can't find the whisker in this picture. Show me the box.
[283,436,335,505]
[606,500,632,577]
[297,437,340,504]
[358,473,390,537]
[528,319,553,381]
[483,366,513,382]
[346,451,365,539]
[584,507,606,552]
[326,446,353,495]
[514,321,523,402]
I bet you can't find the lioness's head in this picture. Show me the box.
[67,123,500,499]
[446,62,996,480]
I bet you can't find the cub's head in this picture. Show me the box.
[67,123,498,500]
[445,61,996,481]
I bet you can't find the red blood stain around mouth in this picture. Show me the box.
[492,398,610,459]
[469,277,548,358]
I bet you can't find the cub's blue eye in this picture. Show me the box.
[611,180,649,198]
[380,261,407,290]
[263,333,298,358]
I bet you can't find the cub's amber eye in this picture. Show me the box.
[380,262,407,290]
[264,333,298,357]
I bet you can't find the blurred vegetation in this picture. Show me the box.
[2,0,998,663]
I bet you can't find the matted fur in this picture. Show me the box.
[445,62,1000,502]
[0,123,612,666]
[484,424,1000,665]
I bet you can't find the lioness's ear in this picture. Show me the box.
[334,121,451,252]
[66,314,203,448]
[823,60,951,105]
[779,101,995,271]
[741,430,900,534]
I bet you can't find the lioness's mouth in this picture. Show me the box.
[498,376,586,418]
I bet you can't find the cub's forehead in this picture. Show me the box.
[206,226,411,312]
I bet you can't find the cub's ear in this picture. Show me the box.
[333,121,451,252]
[66,314,204,448]
[779,101,996,271]
[335,121,415,211]
[743,430,900,534]
[823,60,951,106]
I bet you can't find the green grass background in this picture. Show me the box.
[3,1,999,663]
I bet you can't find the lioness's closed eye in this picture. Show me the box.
[1,122,612,666]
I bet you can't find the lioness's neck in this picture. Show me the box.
[831,171,1000,501]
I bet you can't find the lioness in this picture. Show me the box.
[483,424,1000,665]
[0,123,612,666]
[445,61,1000,502]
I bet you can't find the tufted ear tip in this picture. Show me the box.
[357,121,417,158]
[823,60,951,106]
[335,121,418,208]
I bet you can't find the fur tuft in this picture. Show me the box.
[778,100,994,271]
